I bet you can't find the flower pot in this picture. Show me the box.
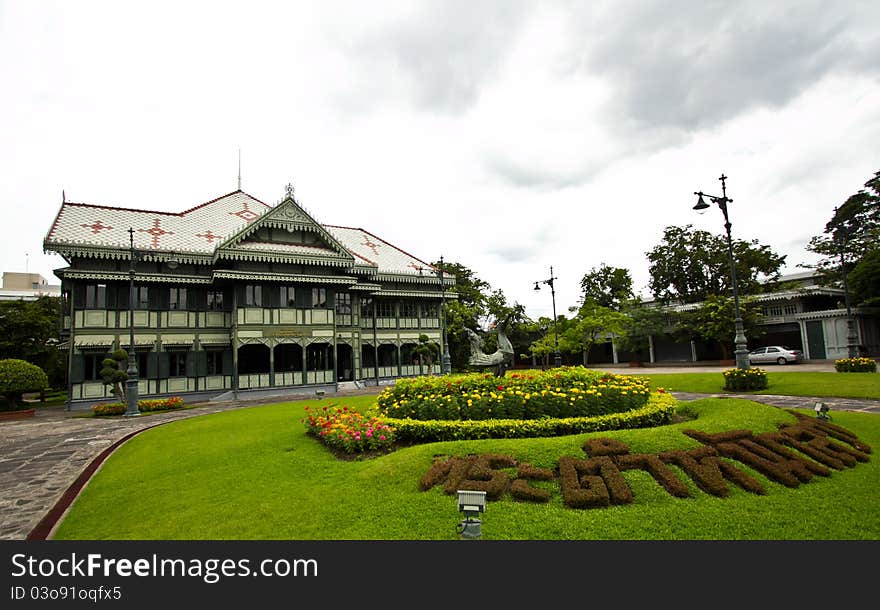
[0,408,35,421]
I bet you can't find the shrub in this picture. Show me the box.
[376,366,652,421]
[834,357,877,373]
[383,391,677,443]
[92,396,184,416]
[0,358,49,409]
[302,406,397,454]
[723,368,768,391]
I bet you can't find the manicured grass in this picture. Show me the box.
[637,371,880,399]
[52,395,880,540]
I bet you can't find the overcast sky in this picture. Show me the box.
[2,0,878,320]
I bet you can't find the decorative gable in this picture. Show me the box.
[214,196,356,267]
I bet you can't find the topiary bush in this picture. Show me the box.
[834,357,877,373]
[0,358,49,410]
[723,368,768,391]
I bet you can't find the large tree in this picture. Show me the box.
[564,299,627,365]
[432,260,492,371]
[0,296,65,388]
[615,299,668,363]
[680,295,764,360]
[646,224,786,304]
[579,264,634,310]
[805,169,880,302]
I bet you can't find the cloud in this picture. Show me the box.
[330,0,530,114]
[577,1,880,132]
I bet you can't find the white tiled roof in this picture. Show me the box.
[44,191,439,277]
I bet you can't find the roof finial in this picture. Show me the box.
[285,182,295,200]
[62,189,66,203]
[237,149,242,191]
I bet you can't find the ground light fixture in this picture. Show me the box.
[456,490,486,539]
[815,401,831,421]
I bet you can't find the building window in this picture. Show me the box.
[83,353,104,380]
[85,284,106,309]
[421,302,439,318]
[206,350,223,375]
[335,292,352,315]
[376,300,395,318]
[169,287,187,310]
[360,297,373,318]
[207,290,224,311]
[783,303,798,315]
[280,286,297,308]
[763,305,783,317]
[133,286,149,310]
[168,351,187,377]
[245,285,262,307]
[400,301,418,318]
[312,288,327,308]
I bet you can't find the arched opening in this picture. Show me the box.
[400,342,419,376]
[274,343,303,386]
[306,342,334,384]
[238,343,270,389]
[377,344,398,377]
[336,344,353,381]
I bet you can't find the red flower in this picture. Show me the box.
[497,385,505,390]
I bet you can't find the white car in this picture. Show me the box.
[748,346,802,365]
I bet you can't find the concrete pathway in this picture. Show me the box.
[1,374,877,540]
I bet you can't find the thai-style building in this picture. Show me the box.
[43,189,455,409]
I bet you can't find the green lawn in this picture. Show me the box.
[53,395,880,540]
[633,371,880,399]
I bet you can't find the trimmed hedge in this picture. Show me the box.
[834,357,877,373]
[382,391,677,443]
[92,396,184,416]
[723,367,768,391]
[377,367,653,421]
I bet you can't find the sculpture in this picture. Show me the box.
[465,325,514,377]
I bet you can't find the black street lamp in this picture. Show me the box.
[693,174,750,370]
[125,228,141,417]
[534,266,562,368]
[437,256,452,374]
[834,207,859,358]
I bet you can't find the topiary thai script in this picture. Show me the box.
[420,411,870,509]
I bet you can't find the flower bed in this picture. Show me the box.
[376,367,652,421]
[92,396,185,416]
[302,406,397,454]
[723,368,768,391]
[834,357,877,373]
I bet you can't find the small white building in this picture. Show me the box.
[0,272,62,301]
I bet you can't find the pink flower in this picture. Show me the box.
[379,435,386,441]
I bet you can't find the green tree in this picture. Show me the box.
[0,296,65,388]
[681,295,764,360]
[433,260,492,371]
[646,225,786,304]
[616,299,668,363]
[412,334,440,374]
[848,248,880,307]
[805,169,880,300]
[579,264,634,310]
[100,349,129,402]
[564,300,627,365]
[0,358,49,409]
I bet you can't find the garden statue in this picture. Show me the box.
[464,324,514,377]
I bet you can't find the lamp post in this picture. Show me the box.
[125,228,141,417]
[437,256,452,374]
[834,207,859,358]
[693,174,750,370]
[534,266,562,368]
